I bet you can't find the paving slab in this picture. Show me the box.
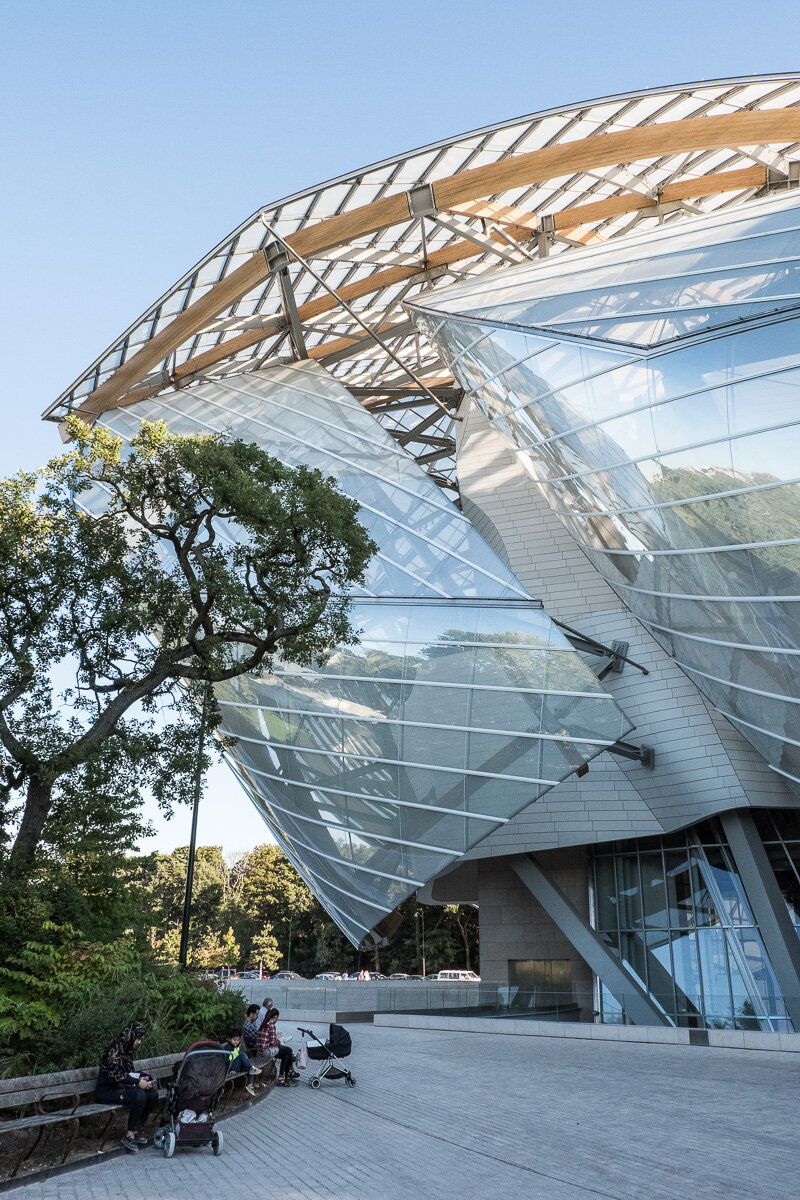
[13,1023,800,1200]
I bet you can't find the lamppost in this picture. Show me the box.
[179,683,212,971]
[414,909,426,977]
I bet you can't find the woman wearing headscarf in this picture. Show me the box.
[95,1021,159,1152]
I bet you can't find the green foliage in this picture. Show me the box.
[0,417,376,875]
[251,926,281,974]
[0,921,245,1077]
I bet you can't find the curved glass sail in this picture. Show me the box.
[409,191,800,790]
[98,361,631,945]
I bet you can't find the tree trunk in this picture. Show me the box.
[457,912,472,971]
[8,775,54,878]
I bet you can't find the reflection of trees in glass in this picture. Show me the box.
[654,466,800,588]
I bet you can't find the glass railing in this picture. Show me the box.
[227,977,797,1032]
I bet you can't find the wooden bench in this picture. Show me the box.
[0,1051,277,1184]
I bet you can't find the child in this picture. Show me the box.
[221,1030,262,1097]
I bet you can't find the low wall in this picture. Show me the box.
[374,1013,800,1053]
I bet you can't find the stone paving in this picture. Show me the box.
[15,1023,800,1200]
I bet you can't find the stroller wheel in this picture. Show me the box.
[211,1129,223,1156]
[163,1131,176,1159]
[153,1128,164,1149]
[309,1077,321,1089]
[347,1076,356,1087]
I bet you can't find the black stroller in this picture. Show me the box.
[300,1024,355,1089]
[153,1040,230,1158]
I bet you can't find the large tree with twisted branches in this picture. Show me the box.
[0,417,375,877]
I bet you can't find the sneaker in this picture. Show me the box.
[249,1065,262,1075]
[134,1135,149,1147]
[119,1137,139,1153]
[245,1083,256,1096]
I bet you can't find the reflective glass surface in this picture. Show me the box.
[410,193,800,788]
[591,821,793,1030]
[100,361,631,946]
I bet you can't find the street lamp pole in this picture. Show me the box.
[179,683,212,971]
[415,909,426,977]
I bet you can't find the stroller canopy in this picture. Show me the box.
[327,1025,352,1057]
[176,1041,230,1098]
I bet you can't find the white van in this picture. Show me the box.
[434,970,481,982]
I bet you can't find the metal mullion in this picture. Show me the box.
[658,842,680,1025]
[220,697,611,747]
[684,831,707,1027]
[241,762,509,827]
[268,666,613,701]
[275,826,426,888]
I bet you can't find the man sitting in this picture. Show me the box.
[242,1004,264,1054]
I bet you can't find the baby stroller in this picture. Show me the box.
[153,1040,229,1158]
[300,1024,355,1089]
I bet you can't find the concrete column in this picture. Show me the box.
[509,854,671,1027]
[720,810,800,1030]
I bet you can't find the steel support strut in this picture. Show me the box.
[509,854,671,1026]
[720,810,800,1031]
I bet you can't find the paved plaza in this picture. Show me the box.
[16,1024,800,1200]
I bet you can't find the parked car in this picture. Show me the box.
[406,975,425,982]
[239,970,260,979]
[314,972,340,980]
[269,970,306,981]
[434,970,481,982]
[389,973,409,980]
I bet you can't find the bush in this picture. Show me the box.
[0,924,246,1077]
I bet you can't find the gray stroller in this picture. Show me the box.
[299,1024,355,1089]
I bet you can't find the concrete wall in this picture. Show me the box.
[476,848,593,999]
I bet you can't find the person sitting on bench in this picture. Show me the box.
[257,1008,298,1085]
[95,1021,158,1153]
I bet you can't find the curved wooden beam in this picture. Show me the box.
[74,109,800,420]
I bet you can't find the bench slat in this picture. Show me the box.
[0,1053,184,1112]
[0,1052,183,1100]
[0,1103,119,1133]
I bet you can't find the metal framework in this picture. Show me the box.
[45,75,800,500]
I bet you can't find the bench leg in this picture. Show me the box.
[59,1116,81,1165]
[12,1123,45,1178]
[98,1108,118,1150]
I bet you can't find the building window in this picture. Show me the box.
[590,814,799,1031]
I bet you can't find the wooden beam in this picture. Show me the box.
[431,110,798,210]
[554,164,767,231]
[131,164,769,395]
[73,110,799,419]
[448,198,539,233]
[450,164,767,235]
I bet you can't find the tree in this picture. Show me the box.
[237,844,316,965]
[221,926,240,969]
[0,417,376,876]
[251,926,281,976]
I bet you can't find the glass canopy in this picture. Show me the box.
[98,360,632,944]
[408,192,800,790]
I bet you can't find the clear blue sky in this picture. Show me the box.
[1,0,797,852]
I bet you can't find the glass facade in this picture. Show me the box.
[98,361,631,945]
[408,192,800,789]
[591,816,800,1030]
